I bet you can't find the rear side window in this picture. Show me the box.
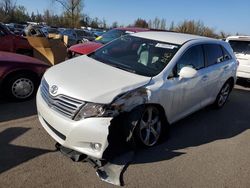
[176,45,205,74]
[204,44,224,66]
[221,46,232,61]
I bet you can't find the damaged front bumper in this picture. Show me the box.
[37,90,113,159]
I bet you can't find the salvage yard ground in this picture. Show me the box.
[0,81,250,187]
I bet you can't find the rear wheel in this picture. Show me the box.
[214,81,232,108]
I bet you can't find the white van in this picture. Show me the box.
[226,36,250,80]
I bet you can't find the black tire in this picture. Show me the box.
[3,73,38,101]
[134,105,165,148]
[214,81,233,108]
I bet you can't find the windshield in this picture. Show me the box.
[228,40,250,54]
[89,35,180,77]
[95,29,126,44]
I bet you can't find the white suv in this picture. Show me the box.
[37,32,237,159]
[226,36,250,80]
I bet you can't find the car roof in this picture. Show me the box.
[115,27,150,32]
[226,36,250,41]
[131,31,211,45]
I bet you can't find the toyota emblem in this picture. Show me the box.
[50,85,58,95]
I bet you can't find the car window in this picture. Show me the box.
[228,40,250,55]
[221,46,232,61]
[204,44,224,66]
[90,35,180,77]
[176,45,205,74]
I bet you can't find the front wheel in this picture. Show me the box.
[4,73,37,101]
[135,106,163,147]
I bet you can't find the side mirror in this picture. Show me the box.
[179,66,197,79]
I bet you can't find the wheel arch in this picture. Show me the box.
[2,69,39,86]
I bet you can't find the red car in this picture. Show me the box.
[0,51,50,100]
[0,23,33,55]
[68,27,150,58]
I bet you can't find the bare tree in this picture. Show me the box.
[53,0,83,28]
[0,0,16,22]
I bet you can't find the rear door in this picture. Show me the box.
[201,44,228,107]
[165,45,207,123]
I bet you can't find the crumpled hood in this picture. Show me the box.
[43,55,151,104]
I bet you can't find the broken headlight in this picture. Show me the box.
[74,103,105,121]
[74,88,148,121]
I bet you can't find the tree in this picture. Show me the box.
[0,0,16,22]
[53,0,83,28]
[169,21,175,31]
[134,18,148,28]
[111,21,118,28]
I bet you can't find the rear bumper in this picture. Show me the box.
[237,64,250,79]
[36,88,112,159]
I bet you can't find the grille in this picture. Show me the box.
[40,79,85,119]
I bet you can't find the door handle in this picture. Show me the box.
[202,75,208,81]
[223,65,229,70]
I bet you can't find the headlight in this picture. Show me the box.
[74,87,148,121]
[74,103,105,121]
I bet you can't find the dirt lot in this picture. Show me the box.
[0,81,250,188]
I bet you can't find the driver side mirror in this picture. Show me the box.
[179,66,197,79]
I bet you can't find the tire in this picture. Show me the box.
[134,106,164,147]
[3,73,38,101]
[214,81,232,108]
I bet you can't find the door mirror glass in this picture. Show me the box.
[179,66,197,79]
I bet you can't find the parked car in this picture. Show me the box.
[0,51,50,100]
[226,36,250,80]
[37,32,237,160]
[41,27,60,37]
[61,29,96,47]
[7,23,26,35]
[67,27,150,58]
[0,23,33,55]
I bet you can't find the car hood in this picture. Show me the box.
[0,51,47,66]
[43,55,151,104]
[69,41,103,55]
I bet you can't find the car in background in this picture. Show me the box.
[6,23,26,35]
[37,32,237,160]
[0,51,50,100]
[41,27,60,37]
[67,27,150,58]
[226,36,250,80]
[0,23,33,56]
[61,29,96,47]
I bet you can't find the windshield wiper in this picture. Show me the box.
[109,64,136,73]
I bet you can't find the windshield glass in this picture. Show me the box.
[95,29,126,44]
[89,35,180,77]
[75,30,84,36]
[229,40,250,54]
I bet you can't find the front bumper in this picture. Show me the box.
[36,89,112,159]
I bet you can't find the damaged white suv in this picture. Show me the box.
[37,32,237,159]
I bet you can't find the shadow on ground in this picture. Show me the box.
[0,127,53,174]
[0,98,37,122]
[236,78,250,88]
[133,88,250,164]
